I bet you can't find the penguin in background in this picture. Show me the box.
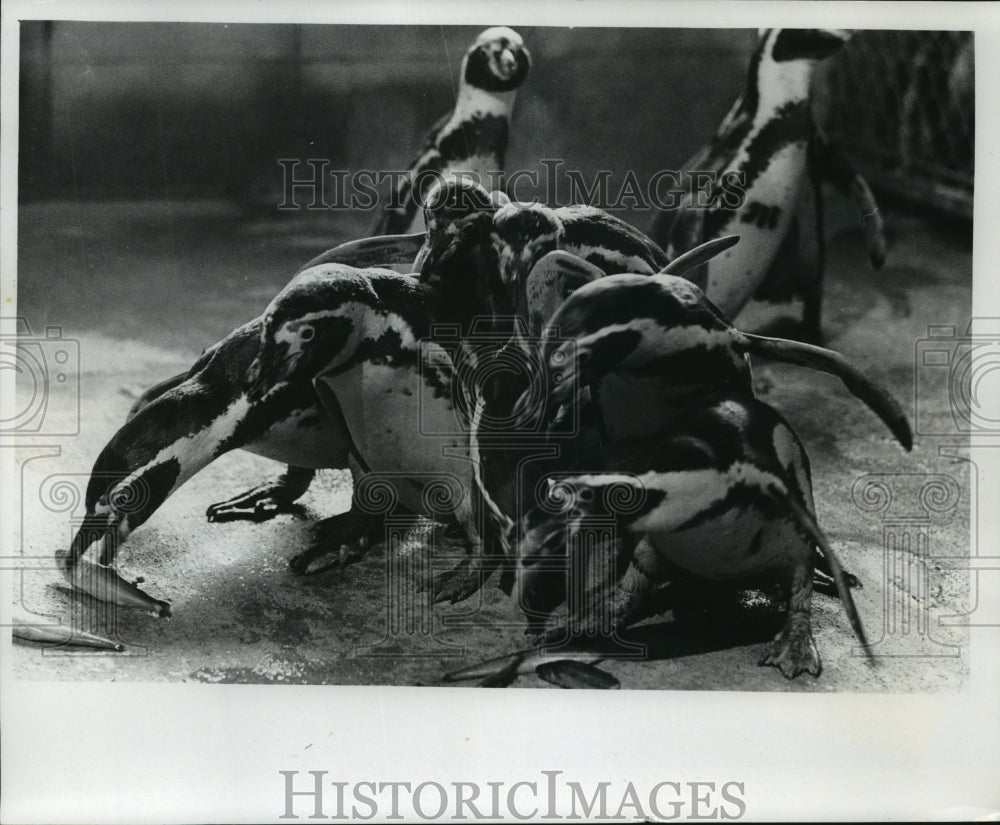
[652,28,887,343]
[372,26,531,235]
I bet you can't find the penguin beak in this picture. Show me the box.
[416,220,479,282]
[498,47,518,77]
[413,238,437,281]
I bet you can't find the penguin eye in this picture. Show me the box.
[298,325,315,342]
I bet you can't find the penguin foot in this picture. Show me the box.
[289,537,368,575]
[429,561,488,604]
[758,619,822,679]
[813,566,861,597]
[207,467,315,523]
[289,514,372,575]
[206,487,306,522]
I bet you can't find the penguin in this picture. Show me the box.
[372,26,531,235]
[246,263,498,603]
[58,239,474,617]
[508,390,873,681]
[535,259,912,450]
[651,28,887,341]
[60,316,354,616]
[127,232,427,527]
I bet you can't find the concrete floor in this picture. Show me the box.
[10,197,972,690]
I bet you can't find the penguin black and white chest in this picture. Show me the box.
[247,265,477,532]
[653,29,859,321]
[372,27,531,236]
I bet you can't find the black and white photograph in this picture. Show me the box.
[2,1,997,821]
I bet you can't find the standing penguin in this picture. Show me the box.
[652,29,887,341]
[372,26,531,235]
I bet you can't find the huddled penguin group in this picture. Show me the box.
[34,27,912,687]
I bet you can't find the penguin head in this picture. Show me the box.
[463,26,531,93]
[761,28,852,63]
[246,268,373,399]
[489,202,565,319]
[415,177,501,287]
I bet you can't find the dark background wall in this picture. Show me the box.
[18,22,755,212]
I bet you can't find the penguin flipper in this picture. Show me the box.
[523,250,606,334]
[813,131,887,270]
[737,332,913,450]
[296,232,426,274]
[127,370,189,421]
[658,234,740,279]
[665,207,710,289]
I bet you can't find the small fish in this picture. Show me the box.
[443,646,614,688]
[64,555,172,618]
[12,611,125,652]
[535,660,621,690]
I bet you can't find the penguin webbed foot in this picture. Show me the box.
[288,510,375,575]
[207,492,307,523]
[758,613,822,679]
[206,467,315,523]
[428,557,495,604]
[812,565,861,597]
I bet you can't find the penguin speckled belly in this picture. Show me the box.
[651,29,887,340]
[372,27,530,236]
[245,264,490,603]
[511,391,873,681]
